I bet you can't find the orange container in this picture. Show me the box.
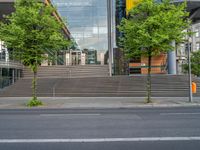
[192,82,197,94]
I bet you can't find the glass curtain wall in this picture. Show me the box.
[0,41,22,89]
[52,0,108,65]
[0,67,22,89]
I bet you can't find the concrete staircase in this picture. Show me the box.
[1,75,200,97]
[22,65,109,78]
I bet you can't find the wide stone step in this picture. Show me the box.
[22,65,109,78]
[1,75,200,97]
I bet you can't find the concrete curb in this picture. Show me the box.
[0,97,200,109]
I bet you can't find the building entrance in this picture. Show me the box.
[71,51,81,65]
[65,50,85,66]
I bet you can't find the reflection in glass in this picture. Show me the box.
[52,0,108,65]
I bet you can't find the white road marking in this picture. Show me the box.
[1,137,200,143]
[39,114,101,117]
[160,113,200,115]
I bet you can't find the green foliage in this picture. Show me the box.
[0,0,71,103]
[119,0,190,103]
[183,50,200,77]
[0,0,70,67]
[119,0,190,58]
[27,97,43,107]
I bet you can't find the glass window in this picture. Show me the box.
[196,43,200,50]
[52,0,108,65]
[177,43,185,56]
[52,0,108,50]
[195,29,199,37]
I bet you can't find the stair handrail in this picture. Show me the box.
[68,67,71,78]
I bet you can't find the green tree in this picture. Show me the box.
[184,50,200,77]
[119,0,190,103]
[0,0,70,106]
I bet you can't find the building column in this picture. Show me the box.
[168,41,177,75]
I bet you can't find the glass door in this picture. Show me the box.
[71,52,81,65]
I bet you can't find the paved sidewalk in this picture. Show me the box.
[0,97,200,109]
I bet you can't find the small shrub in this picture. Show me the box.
[145,97,152,103]
[27,98,43,107]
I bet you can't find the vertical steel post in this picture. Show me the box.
[188,43,193,102]
[107,0,113,76]
[111,0,115,66]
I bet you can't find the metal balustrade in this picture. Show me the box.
[0,60,23,69]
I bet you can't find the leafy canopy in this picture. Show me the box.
[119,0,190,58]
[184,50,200,77]
[0,0,70,71]
[191,51,200,77]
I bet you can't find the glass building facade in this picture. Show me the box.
[52,0,109,65]
[0,41,22,89]
[0,2,23,89]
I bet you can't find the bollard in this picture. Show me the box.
[192,82,197,94]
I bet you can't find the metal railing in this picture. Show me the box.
[0,60,23,69]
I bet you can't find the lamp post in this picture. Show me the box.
[107,0,113,76]
[187,35,192,102]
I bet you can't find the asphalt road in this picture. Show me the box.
[0,107,200,150]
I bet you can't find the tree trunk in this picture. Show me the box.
[147,52,152,103]
[32,68,37,100]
